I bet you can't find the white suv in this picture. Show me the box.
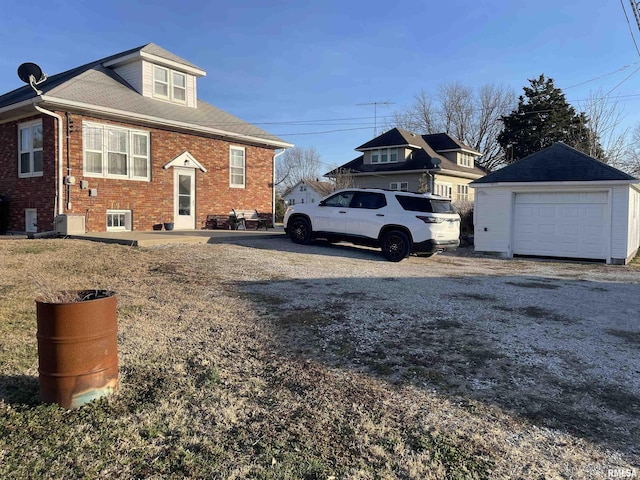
[284,188,460,262]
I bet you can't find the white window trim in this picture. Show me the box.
[457,184,470,202]
[458,152,473,168]
[390,181,409,191]
[371,148,398,164]
[153,65,187,105]
[434,182,453,198]
[106,210,132,232]
[229,146,246,188]
[18,120,43,178]
[83,121,151,181]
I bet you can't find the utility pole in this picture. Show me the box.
[630,0,640,30]
[357,100,393,136]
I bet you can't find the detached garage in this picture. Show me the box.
[471,142,640,264]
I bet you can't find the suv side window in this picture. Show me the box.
[351,192,387,209]
[322,191,355,207]
[395,195,455,213]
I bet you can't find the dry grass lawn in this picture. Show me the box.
[0,238,637,479]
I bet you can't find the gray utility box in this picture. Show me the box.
[55,215,86,235]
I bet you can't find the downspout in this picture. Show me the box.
[273,149,286,226]
[33,104,64,217]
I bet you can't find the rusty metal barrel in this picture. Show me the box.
[36,290,118,409]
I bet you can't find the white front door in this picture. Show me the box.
[174,167,196,230]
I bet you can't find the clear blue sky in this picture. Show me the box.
[1,0,639,173]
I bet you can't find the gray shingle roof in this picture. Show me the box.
[328,127,485,176]
[139,43,204,71]
[471,142,638,184]
[0,44,290,148]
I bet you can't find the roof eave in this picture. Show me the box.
[0,98,41,122]
[470,180,640,188]
[103,51,207,77]
[356,143,421,152]
[39,96,293,149]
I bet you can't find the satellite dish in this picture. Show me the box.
[431,158,441,167]
[17,62,48,95]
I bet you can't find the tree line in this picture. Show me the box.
[277,73,640,193]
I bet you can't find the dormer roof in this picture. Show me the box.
[103,43,206,77]
[0,44,291,149]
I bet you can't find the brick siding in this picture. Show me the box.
[0,112,276,232]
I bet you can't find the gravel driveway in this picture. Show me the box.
[229,237,640,461]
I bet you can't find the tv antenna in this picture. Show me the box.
[17,62,48,95]
[357,100,393,136]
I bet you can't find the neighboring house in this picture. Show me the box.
[326,127,485,202]
[471,142,640,265]
[0,43,292,234]
[282,179,334,206]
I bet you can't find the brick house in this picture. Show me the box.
[0,43,292,234]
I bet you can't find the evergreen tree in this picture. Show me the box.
[498,75,601,163]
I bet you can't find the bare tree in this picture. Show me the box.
[388,82,516,171]
[578,88,629,168]
[331,168,356,190]
[618,124,640,176]
[275,146,321,191]
[389,89,438,133]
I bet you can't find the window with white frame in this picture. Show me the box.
[153,66,187,104]
[458,152,473,167]
[230,146,245,188]
[390,181,409,191]
[371,148,398,164]
[83,122,150,181]
[434,182,452,198]
[106,210,132,231]
[457,184,469,201]
[18,120,43,178]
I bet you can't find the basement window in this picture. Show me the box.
[106,210,132,231]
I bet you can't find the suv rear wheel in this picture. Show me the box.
[381,230,410,262]
[288,217,312,244]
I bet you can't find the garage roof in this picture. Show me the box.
[471,142,638,184]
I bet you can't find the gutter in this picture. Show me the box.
[39,96,294,150]
[33,104,64,216]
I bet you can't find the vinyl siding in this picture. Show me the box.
[472,187,512,253]
[473,183,640,264]
[113,62,143,94]
[142,60,154,98]
[610,186,629,260]
[352,173,422,191]
[187,74,196,108]
[626,186,640,259]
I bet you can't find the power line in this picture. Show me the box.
[562,62,640,89]
[622,0,640,56]
[356,100,393,136]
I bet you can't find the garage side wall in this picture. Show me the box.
[472,186,512,254]
[625,186,640,262]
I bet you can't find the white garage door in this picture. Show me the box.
[513,192,609,260]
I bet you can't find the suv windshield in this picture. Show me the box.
[395,195,455,213]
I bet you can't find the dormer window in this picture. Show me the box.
[459,152,473,167]
[153,66,187,104]
[371,148,398,164]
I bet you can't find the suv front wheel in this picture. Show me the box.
[288,217,312,244]
[381,230,410,262]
